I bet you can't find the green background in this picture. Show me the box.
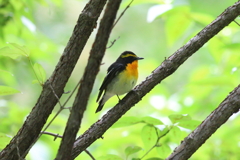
[0,0,240,159]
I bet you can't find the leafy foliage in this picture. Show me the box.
[0,0,240,160]
[125,146,142,157]
[0,85,20,96]
[0,133,11,149]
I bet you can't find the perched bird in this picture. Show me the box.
[96,51,144,113]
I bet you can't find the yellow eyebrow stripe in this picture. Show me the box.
[121,53,137,58]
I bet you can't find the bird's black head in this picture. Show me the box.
[116,51,144,64]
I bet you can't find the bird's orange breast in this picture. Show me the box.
[126,60,138,78]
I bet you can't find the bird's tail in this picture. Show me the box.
[96,92,113,113]
[95,99,104,113]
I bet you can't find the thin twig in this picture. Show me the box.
[50,84,63,107]
[140,127,170,159]
[62,81,81,107]
[41,109,65,135]
[37,81,81,146]
[112,0,134,29]
[28,57,42,86]
[41,81,81,134]
[234,20,240,26]
[107,0,134,48]
[84,150,96,160]
[41,130,97,160]
[106,36,120,49]
[64,91,71,94]
[16,138,22,160]
[41,131,63,141]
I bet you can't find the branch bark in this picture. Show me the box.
[55,0,122,159]
[71,1,240,158]
[0,0,106,159]
[166,85,240,160]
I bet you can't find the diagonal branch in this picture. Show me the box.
[0,0,107,159]
[55,0,122,159]
[71,1,240,158]
[166,85,240,160]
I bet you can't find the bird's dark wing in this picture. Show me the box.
[96,63,125,102]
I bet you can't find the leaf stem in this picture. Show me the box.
[140,126,171,159]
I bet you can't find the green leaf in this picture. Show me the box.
[165,6,192,45]
[0,133,11,149]
[223,43,240,51]
[156,144,171,158]
[9,43,30,57]
[141,116,163,125]
[0,70,15,86]
[0,43,30,59]
[32,80,40,84]
[178,120,201,130]
[0,46,22,59]
[167,126,182,142]
[0,85,20,96]
[112,116,163,128]
[0,70,13,76]
[190,13,214,26]
[121,0,162,8]
[32,63,46,85]
[112,116,141,128]
[158,126,170,138]
[98,154,123,160]
[141,125,158,149]
[146,157,164,160]
[125,146,142,157]
[208,38,224,63]
[168,114,192,123]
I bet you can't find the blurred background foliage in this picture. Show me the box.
[0,0,240,159]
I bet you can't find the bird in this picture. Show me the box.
[96,51,144,113]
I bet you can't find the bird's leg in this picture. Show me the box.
[116,94,121,102]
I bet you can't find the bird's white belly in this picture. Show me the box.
[107,71,137,95]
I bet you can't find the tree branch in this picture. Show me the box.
[166,84,240,160]
[55,0,122,159]
[71,1,240,158]
[0,0,107,159]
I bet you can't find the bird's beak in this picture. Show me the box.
[136,57,144,60]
